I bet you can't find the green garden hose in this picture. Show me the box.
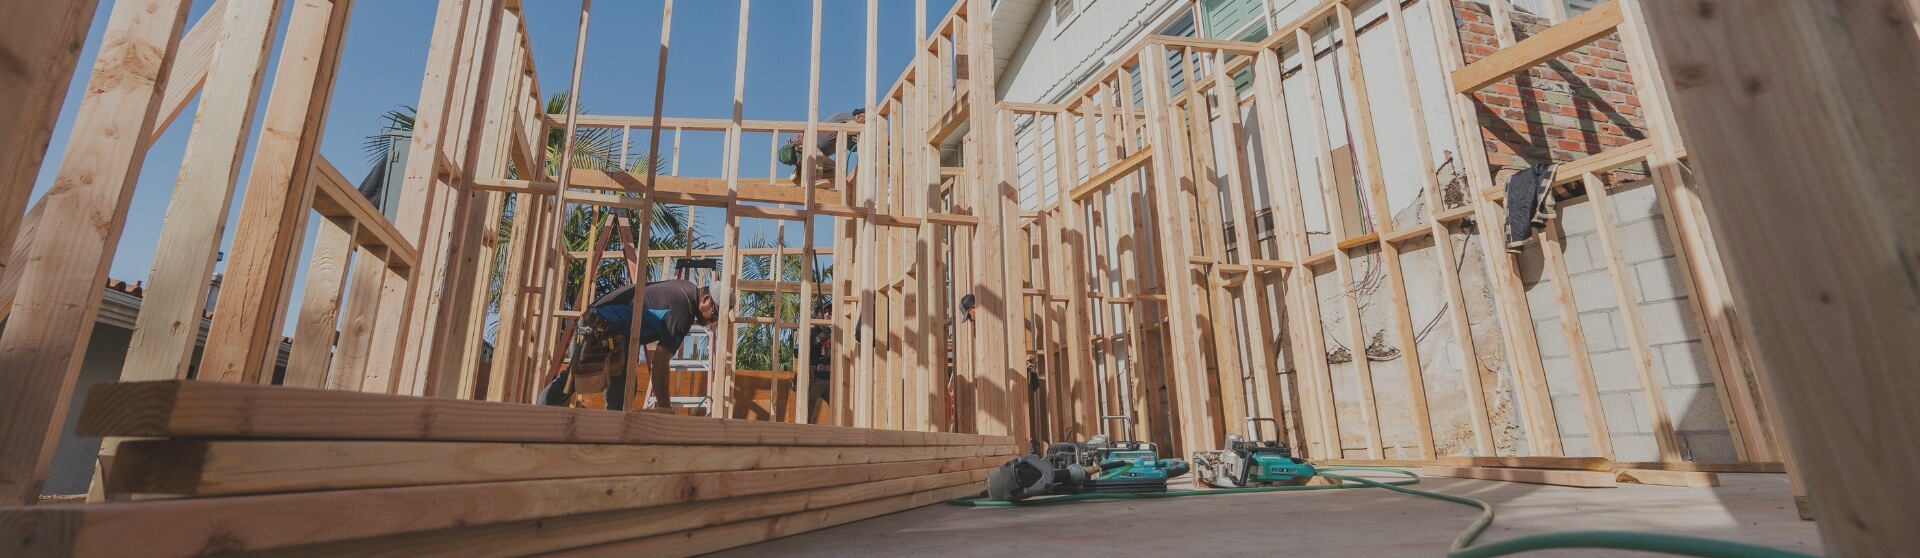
[947,466,1818,558]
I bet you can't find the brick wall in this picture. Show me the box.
[1451,2,1735,461]
[1454,1,1647,172]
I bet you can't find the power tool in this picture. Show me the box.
[1192,418,1317,487]
[985,435,1191,502]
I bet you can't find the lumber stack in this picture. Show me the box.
[1424,456,1619,488]
[1421,456,1726,488]
[0,381,1014,557]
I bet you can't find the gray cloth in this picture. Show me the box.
[815,112,857,154]
[1504,163,1559,254]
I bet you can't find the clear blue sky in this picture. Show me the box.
[31,0,955,333]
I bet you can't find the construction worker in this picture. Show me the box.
[780,108,864,184]
[801,303,833,420]
[540,279,719,411]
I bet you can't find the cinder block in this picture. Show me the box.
[1605,182,1666,224]
[1589,349,1642,392]
[1665,386,1732,432]
[1569,270,1618,313]
[1580,311,1621,352]
[1560,200,1597,234]
[1611,434,1660,462]
[1660,341,1714,386]
[1680,431,1740,462]
[1524,284,1560,319]
[1560,232,1597,272]
[1601,392,1641,434]
[1560,436,1594,457]
[1533,320,1569,357]
[1617,220,1674,263]
[1552,395,1589,436]
[1640,298,1701,345]
[1543,356,1580,396]
[1634,258,1687,302]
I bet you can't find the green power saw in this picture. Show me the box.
[1192,418,1317,487]
[985,435,1191,502]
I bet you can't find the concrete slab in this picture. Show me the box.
[712,473,1821,557]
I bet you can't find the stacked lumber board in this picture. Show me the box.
[0,381,1013,557]
[1423,456,1719,488]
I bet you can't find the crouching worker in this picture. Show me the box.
[779,108,864,185]
[541,279,719,411]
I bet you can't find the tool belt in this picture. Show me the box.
[567,314,629,394]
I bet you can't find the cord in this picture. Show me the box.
[949,466,1819,558]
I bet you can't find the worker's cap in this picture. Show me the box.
[960,294,977,322]
[701,285,725,322]
[851,108,866,117]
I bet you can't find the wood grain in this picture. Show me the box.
[107,439,1012,496]
[76,381,1013,447]
[4,457,1001,558]
[256,469,989,558]
[1422,466,1617,488]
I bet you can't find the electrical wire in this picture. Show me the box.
[948,466,1819,558]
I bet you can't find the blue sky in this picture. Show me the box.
[32,0,955,332]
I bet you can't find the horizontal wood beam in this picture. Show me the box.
[287,471,989,557]
[1615,469,1720,488]
[929,90,970,144]
[1069,147,1154,201]
[311,156,418,270]
[1423,466,1619,488]
[572,114,862,134]
[106,439,1009,496]
[1149,34,1267,55]
[1435,456,1611,471]
[76,381,1014,447]
[1483,139,1654,202]
[1451,0,1623,94]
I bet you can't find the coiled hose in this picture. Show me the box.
[946,466,1817,558]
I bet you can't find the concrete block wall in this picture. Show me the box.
[1511,183,1736,462]
[1451,1,1735,461]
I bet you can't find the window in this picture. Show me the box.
[1053,0,1076,25]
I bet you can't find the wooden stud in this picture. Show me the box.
[630,0,674,412]
[1294,27,1383,459]
[1537,217,1614,458]
[0,0,192,504]
[97,2,284,496]
[285,216,360,387]
[1426,0,1564,457]
[1140,43,1221,456]
[1335,4,1435,460]
[197,0,355,383]
[1638,2,1920,550]
[1252,46,1340,457]
[1384,1,1497,457]
[330,246,393,392]
[0,1,102,267]
[715,0,750,418]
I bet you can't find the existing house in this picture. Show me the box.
[0,278,290,497]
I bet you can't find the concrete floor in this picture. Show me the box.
[714,472,1822,557]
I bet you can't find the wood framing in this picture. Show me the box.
[0,0,1847,551]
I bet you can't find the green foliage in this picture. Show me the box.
[366,93,705,344]
[730,236,833,373]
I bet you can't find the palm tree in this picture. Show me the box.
[731,235,833,373]
[364,93,707,342]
